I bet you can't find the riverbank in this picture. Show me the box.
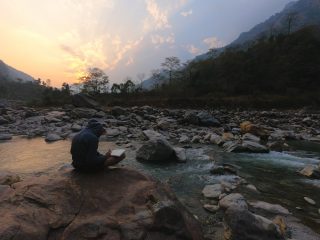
[0,103,320,239]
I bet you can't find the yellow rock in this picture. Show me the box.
[273,216,287,237]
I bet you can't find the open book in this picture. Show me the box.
[111,149,126,157]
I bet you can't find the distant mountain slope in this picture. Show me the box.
[0,60,34,82]
[142,0,320,89]
[231,0,320,46]
[194,0,320,61]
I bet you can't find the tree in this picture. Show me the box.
[161,56,181,83]
[79,67,109,94]
[111,83,121,94]
[183,60,196,82]
[208,48,219,58]
[111,79,136,95]
[286,12,298,35]
[136,73,145,91]
[61,82,71,95]
[122,78,135,94]
[150,69,163,89]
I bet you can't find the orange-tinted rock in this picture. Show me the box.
[0,167,203,240]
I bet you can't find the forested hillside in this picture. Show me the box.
[147,26,320,107]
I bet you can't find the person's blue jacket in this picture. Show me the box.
[71,120,106,170]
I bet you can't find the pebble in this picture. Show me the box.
[203,204,219,213]
[202,184,222,199]
[304,197,316,205]
[246,184,259,193]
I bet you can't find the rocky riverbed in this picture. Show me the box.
[0,101,320,239]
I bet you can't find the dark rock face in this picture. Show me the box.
[72,93,100,109]
[0,168,203,240]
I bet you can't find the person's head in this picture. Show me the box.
[86,119,106,137]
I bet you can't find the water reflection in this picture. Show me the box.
[0,137,115,174]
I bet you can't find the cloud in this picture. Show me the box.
[180,9,192,17]
[110,37,144,69]
[126,57,134,66]
[144,0,171,32]
[185,44,202,55]
[143,0,188,32]
[60,30,143,80]
[60,36,109,79]
[203,37,225,49]
[151,33,175,46]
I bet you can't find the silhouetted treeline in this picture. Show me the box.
[0,79,71,106]
[144,26,320,107]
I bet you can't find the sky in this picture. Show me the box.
[0,0,292,87]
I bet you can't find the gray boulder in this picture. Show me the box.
[142,130,165,141]
[224,207,284,240]
[183,111,220,127]
[219,193,248,210]
[173,147,187,163]
[45,133,62,142]
[71,124,82,132]
[248,201,290,215]
[298,165,320,179]
[223,140,269,153]
[210,133,223,145]
[0,116,9,125]
[197,111,221,127]
[71,108,97,118]
[242,133,260,143]
[183,111,199,125]
[0,134,12,141]
[202,184,223,199]
[111,106,127,116]
[179,135,190,144]
[136,139,176,163]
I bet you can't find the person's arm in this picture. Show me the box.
[85,137,106,166]
[105,154,126,167]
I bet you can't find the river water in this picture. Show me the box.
[0,137,319,235]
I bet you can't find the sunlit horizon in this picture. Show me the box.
[0,0,291,87]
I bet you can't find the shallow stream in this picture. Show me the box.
[0,137,319,235]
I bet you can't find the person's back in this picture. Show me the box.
[71,120,107,171]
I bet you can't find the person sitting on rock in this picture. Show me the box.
[71,119,125,172]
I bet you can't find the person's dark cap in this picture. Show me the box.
[86,119,106,135]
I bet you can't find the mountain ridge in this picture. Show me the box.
[0,60,34,82]
[193,0,320,63]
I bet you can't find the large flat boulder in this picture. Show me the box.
[0,167,203,240]
[72,93,100,109]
